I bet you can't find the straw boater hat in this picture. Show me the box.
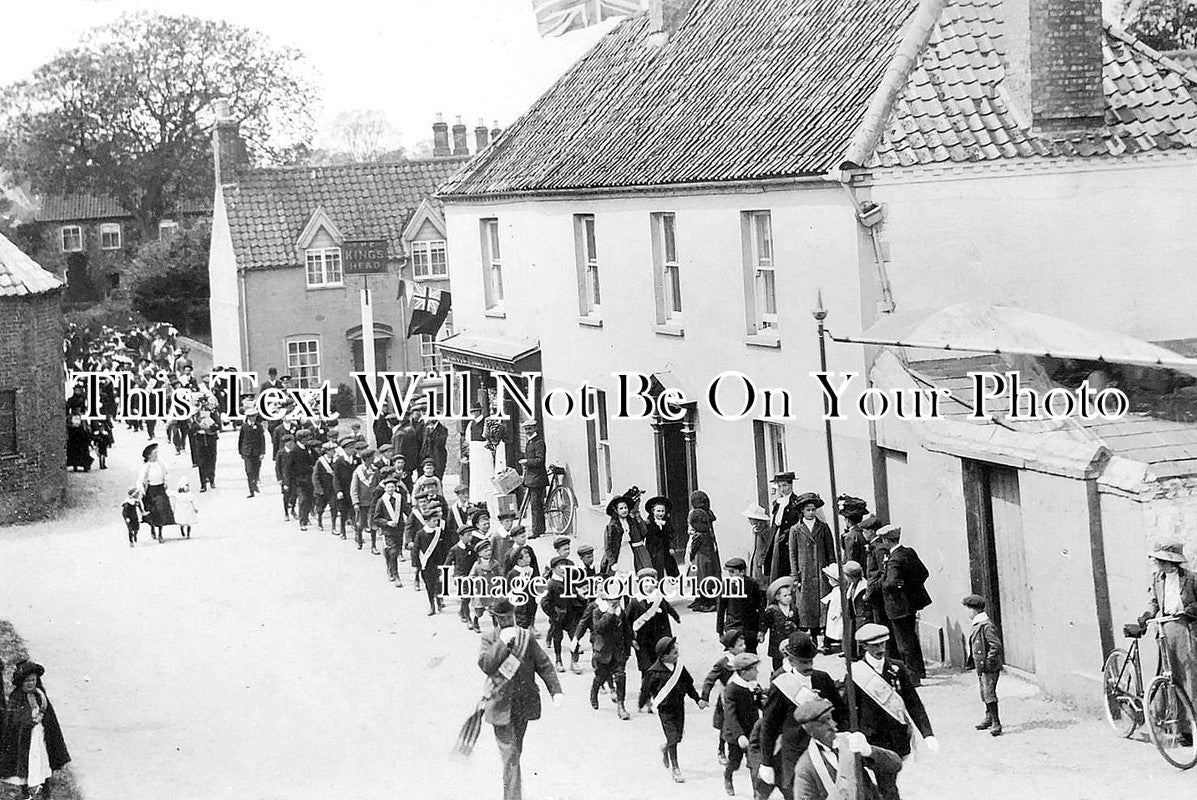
[767,575,794,602]
[855,622,892,644]
[741,503,769,521]
[1150,543,1188,564]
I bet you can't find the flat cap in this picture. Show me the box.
[724,557,747,571]
[855,622,891,644]
[792,698,834,725]
[732,653,762,671]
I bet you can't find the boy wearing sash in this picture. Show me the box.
[791,698,902,800]
[373,476,409,587]
[642,635,707,783]
[721,652,764,797]
[350,448,379,554]
[852,622,935,800]
[478,599,564,800]
[630,567,681,711]
[406,491,439,592]
[702,630,748,767]
[415,504,449,615]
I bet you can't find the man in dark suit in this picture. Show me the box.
[479,599,563,800]
[518,419,548,539]
[237,413,266,498]
[420,417,449,479]
[716,557,765,653]
[755,632,847,800]
[390,417,422,474]
[764,472,804,584]
[852,623,935,783]
[288,431,317,531]
[869,525,932,683]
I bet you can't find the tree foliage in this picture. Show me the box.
[1118,0,1197,51]
[0,12,318,235]
[128,221,211,336]
[326,109,404,162]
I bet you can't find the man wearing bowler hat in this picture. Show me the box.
[764,472,804,585]
[479,599,563,800]
[868,525,931,684]
[1137,542,1197,738]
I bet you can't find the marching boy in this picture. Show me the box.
[542,555,585,673]
[121,488,143,547]
[701,629,747,767]
[721,652,763,797]
[642,635,707,784]
[964,594,1004,736]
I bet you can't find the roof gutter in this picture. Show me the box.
[437,174,829,204]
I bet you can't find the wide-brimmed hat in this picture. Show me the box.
[794,492,824,510]
[741,503,769,521]
[837,494,869,516]
[821,564,840,583]
[605,495,631,517]
[767,576,794,601]
[771,471,796,484]
[11,661,45,687]
[645,496,672,515]
[1150,543,1188,564]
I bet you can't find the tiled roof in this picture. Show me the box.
[0,232,63,297]
[445,0,1197,197]
[441,0,921,197]
[225,158,469,269]
[870,1,1197,167]
[36,193,209,222]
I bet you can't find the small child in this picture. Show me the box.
[701,629,747,766]
[468,538,500,632]
[506,547,538,629]
[121,488,143,547]
[411,457,443,501]
[173,476,199,539]
[964,594,1004,736]
[721,652,763,797]
[642,635,707,783]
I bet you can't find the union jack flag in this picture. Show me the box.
[532,0,646,38]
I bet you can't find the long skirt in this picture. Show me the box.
[4,723,51,788]
[66,425,92,469]
[144,483,175,527]
[467,441,494,505]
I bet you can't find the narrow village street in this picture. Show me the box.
[0,431,1189,800]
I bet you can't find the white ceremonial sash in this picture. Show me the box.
[382,495,401,525]
[651,664,683,711]
[808,739,838,797]
[853,663,924,755]
[632,596,664,632]
[770,670,818,706]
[419,525,443,565]
[411,509,427,528]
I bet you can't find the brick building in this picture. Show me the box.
[0,231,66,524]
[207,107,485,396]
[30,194,208,304]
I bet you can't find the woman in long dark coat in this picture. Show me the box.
[644,496,680,578]
[65,387,92,472]
[788,492,836,646]
[685,490,721,612]
[0,662,70,797]
[189,397,221,492]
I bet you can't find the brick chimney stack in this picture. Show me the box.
[432,113,451,157]
[474,118,490,152]
[999,0,1105,134]
[212,98,247,186]
[490,120,502,142]
[648,0,699,37]
[452,116,469,156]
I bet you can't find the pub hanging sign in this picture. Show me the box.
[343,239,389,275]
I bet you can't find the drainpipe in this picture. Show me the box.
[238,267,251,371]
[1085,464,1115,660]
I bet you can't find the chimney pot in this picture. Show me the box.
[432,113,451,158]
[474,120,490,152]
[490,120,502,140]
[451,117,469,156]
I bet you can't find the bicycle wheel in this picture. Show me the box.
[1102,649,1141,738]
[545,485,575,535]
[1146,675,1197,769]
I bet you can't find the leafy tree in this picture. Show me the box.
[128,221,211,335]
[1118,0,1197,50]
[0,12,318,237]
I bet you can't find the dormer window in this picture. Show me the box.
[305,247,343,287]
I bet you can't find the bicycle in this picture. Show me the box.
[1102,615,1197,769]
[516,463,576,536]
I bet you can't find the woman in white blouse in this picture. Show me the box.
[137,443,175,541]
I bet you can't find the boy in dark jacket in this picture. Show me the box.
[575,586,633,720]
[274,435,296,521]
[642,635,707,783]
[964,594,1005,736]
[449,525,481,624]
[121,488,143,547]
[542,555,586,673]
[701,630,747,767]
[721,652,763,797]
[716,558,765,653]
